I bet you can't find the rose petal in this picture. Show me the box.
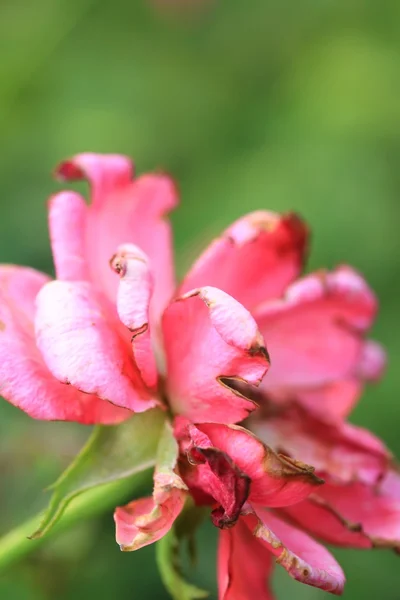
[250,404,390,485]
[175,420,322,526]
[48,191,88,281]
[218,519,274,600]
[185,448,251,529]
[110,244,158,389]
[357,340,386,381]
[278,496,373,548]
[163,286,269,423]
[194,422,323,506]
[314,481,400,550]
[114,421,187,551]
[254,266,382,421]
[180,211,308,310]
[114,491,186,551]
[54,153,178,324]
[35,280,157,412]
[0,266,128,423]
[247,509,345,594]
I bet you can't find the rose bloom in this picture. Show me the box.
[0,153,398,599]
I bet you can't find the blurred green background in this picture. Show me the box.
[1,0,400,598]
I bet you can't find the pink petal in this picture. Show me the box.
[163,286,269,423]
[0,266,129,423]
[250,404,390,485]
[114,422,187,551]
[357,340,386,381]
[247,509,345,594]
[292,379,363,423]
[218,520,274,600]
[195,423,323,506]
[278,496,373,548]
[315,481,400,549]
[35,280,157,412]
[254,266,382,421]
[54,153,178,324]
[110,244,158,389]
[180,211,308,311]
[114,489,186,551]
[175,420,322,527]
[380,469,400,499]
[48,192,88,281]
[184,446,251,529]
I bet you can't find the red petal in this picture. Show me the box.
[278,496,373,548]
[175,420,322,527]
[163,287,269,423]
[255,266,383,421]
[250,403,390,485]
[180,211,308,310]
[314,479,400,550]
[218,520,274,600]
[246,509,345,594]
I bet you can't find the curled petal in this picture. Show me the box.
[56,153,133,199]
[35,280,157,412]
[53,153,178,324]
[246,509,345,594]
[190,422,323,506]
[163,286,269,423]
[0,266,128,423]
[114,422,187,551]
[187,445,251,529]
[110,244,158,389]
[176,420,322,527]
[114,491,186,552]
[254,266,383,421]
[250,404,390,485]
[218,519,274,600]
[180,211,308,310]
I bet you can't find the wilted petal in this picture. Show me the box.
[163,286,269,423]
[180,211,308,310]
[193,422,323,506]
[110,244,158,389]
[175,420,322,528]
[35,280,157,412]
[254,266,382,421]
[278,496,373,548]
[314,480,400,550]
[114,491,185,551]
[247,509,345,594]
[250,404,390,485]
[0,266,129,423]
[54,153,178,324]
[114,422,187,550]
[218,519,274,600]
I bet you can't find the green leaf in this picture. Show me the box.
[30,408,165,539]
[0,470,150,573]
[156,515,209,600]
[156,419,183,477]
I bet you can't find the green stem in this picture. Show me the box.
[0,469,151,573]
